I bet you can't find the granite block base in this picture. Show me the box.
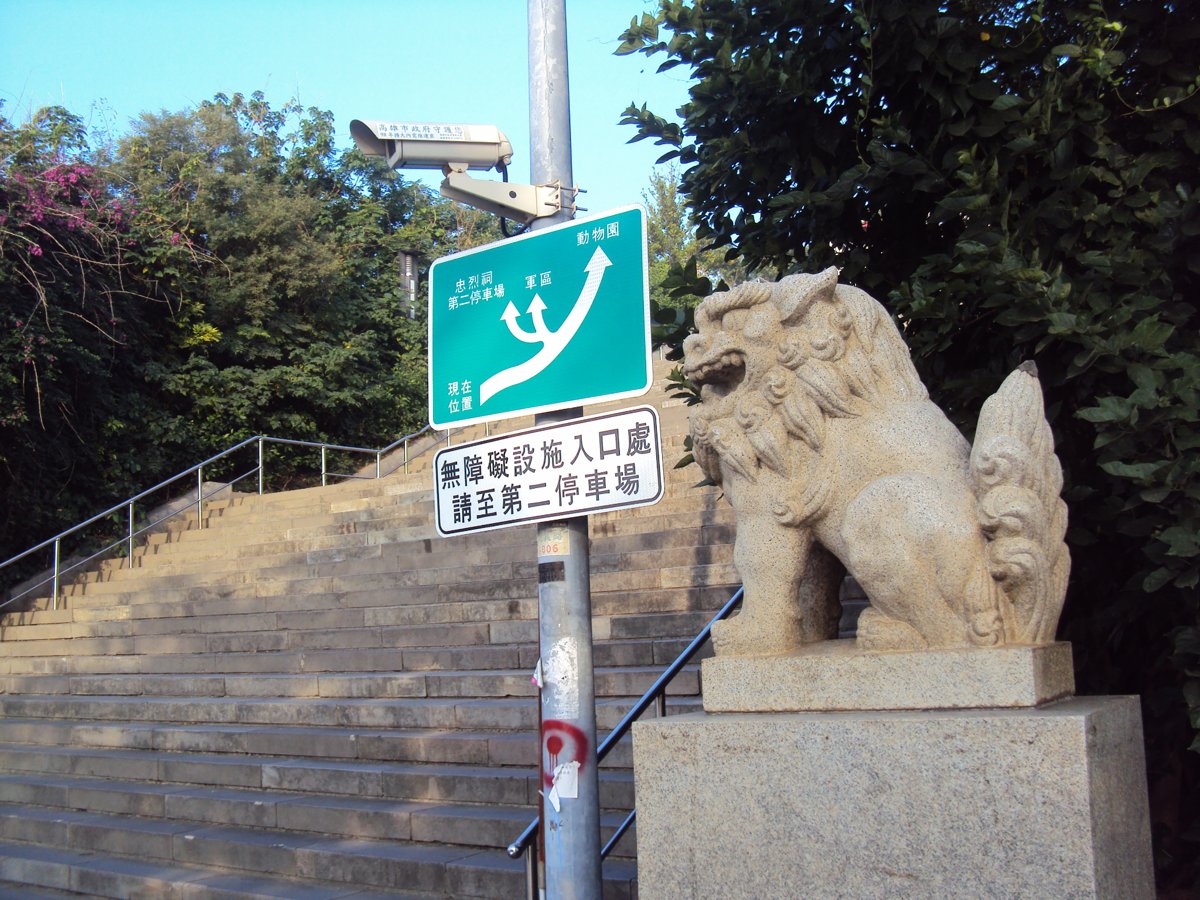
[701,640,1076,712]
[632,696,1153,899]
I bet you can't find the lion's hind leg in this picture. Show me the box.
[841,473,987,650]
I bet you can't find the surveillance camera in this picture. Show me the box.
[349,120,513,172]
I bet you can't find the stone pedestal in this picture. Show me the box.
[702,640,1076,711]
[633,687,1153,898]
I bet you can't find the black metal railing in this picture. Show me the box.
[506,586,744,899]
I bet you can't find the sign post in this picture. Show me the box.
[526,2,601,897]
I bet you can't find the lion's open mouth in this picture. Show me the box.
[685,349,746,389]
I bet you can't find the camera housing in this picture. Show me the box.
[349,120,513,172]
[350,119,565,223]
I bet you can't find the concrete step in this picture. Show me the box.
[91,511,727,589]
[0,838,444,899]
[25,583,727,640]
[1,630,717,682]
[0,804,618,899]
[1,602,729,673]
[4,590,730,659]
[64,557,733,619]
[2,599,729,667]
[0,744,636,811]
[87,482,719,568]
[0,678,699,729]
[47,512,731,613]
[129,518,729,588]
[0,379,728,897]
[0,719,642,770]
[0,688,695,735]
[5,574,734,638]
[0,662,698,703]
[0,776,639,861]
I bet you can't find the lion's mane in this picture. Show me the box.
[688,270,927,526]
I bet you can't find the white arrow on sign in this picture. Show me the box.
[479,245,612,405]
[502,294,549,343]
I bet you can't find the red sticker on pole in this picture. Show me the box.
[542,719,588,788]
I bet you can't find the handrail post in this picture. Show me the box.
[197,467,204,530]
[51,538,60,610]
[258,438,264,495]
[127,502,135,570]
[321,447,328,487]
[525,843,539,900]
[403,438,410,475]
[375,452,381,480]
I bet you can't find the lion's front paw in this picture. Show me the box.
[712,613,800,658]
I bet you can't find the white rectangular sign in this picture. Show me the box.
[433,406,664,537]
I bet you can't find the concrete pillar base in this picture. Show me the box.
[632,696,1153,899]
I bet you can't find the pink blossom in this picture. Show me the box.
[29,245,43,257]
[170,232,183,245]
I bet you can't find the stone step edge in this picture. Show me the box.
[0,601,728,645]
[0,742,636,798]
[0,814,533,896]
[0,663,700,701]
[0,694,694,732]
[0,607,729,654]
[0,837,445,900]
[0,775,640,849]
[0,703,691,735]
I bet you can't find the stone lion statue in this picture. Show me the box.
[684,268,1070,656]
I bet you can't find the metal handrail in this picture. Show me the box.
[506,586,745,896]
[0,422,462,612]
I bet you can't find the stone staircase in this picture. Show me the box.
[0,386,741,897]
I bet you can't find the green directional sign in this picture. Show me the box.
[427,205,650,429]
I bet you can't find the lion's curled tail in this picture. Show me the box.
[969,362,1071,644]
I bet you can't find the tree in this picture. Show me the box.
[2,93,499,570]
[644,163,747,308]
[642,163,749,359]
[1,104,207,563]
[619,1,1200,887]
[110,93,500,482]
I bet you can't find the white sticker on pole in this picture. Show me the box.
[543,637,580,719]
[547,760,580,812]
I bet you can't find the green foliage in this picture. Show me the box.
[1,104,207,560]
[620,1,1200,886]
[642,164,748,359]
[2,93,497,568]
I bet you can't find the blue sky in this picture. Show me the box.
[0,0,692,213]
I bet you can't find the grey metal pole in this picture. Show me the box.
[528,2,602,898]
